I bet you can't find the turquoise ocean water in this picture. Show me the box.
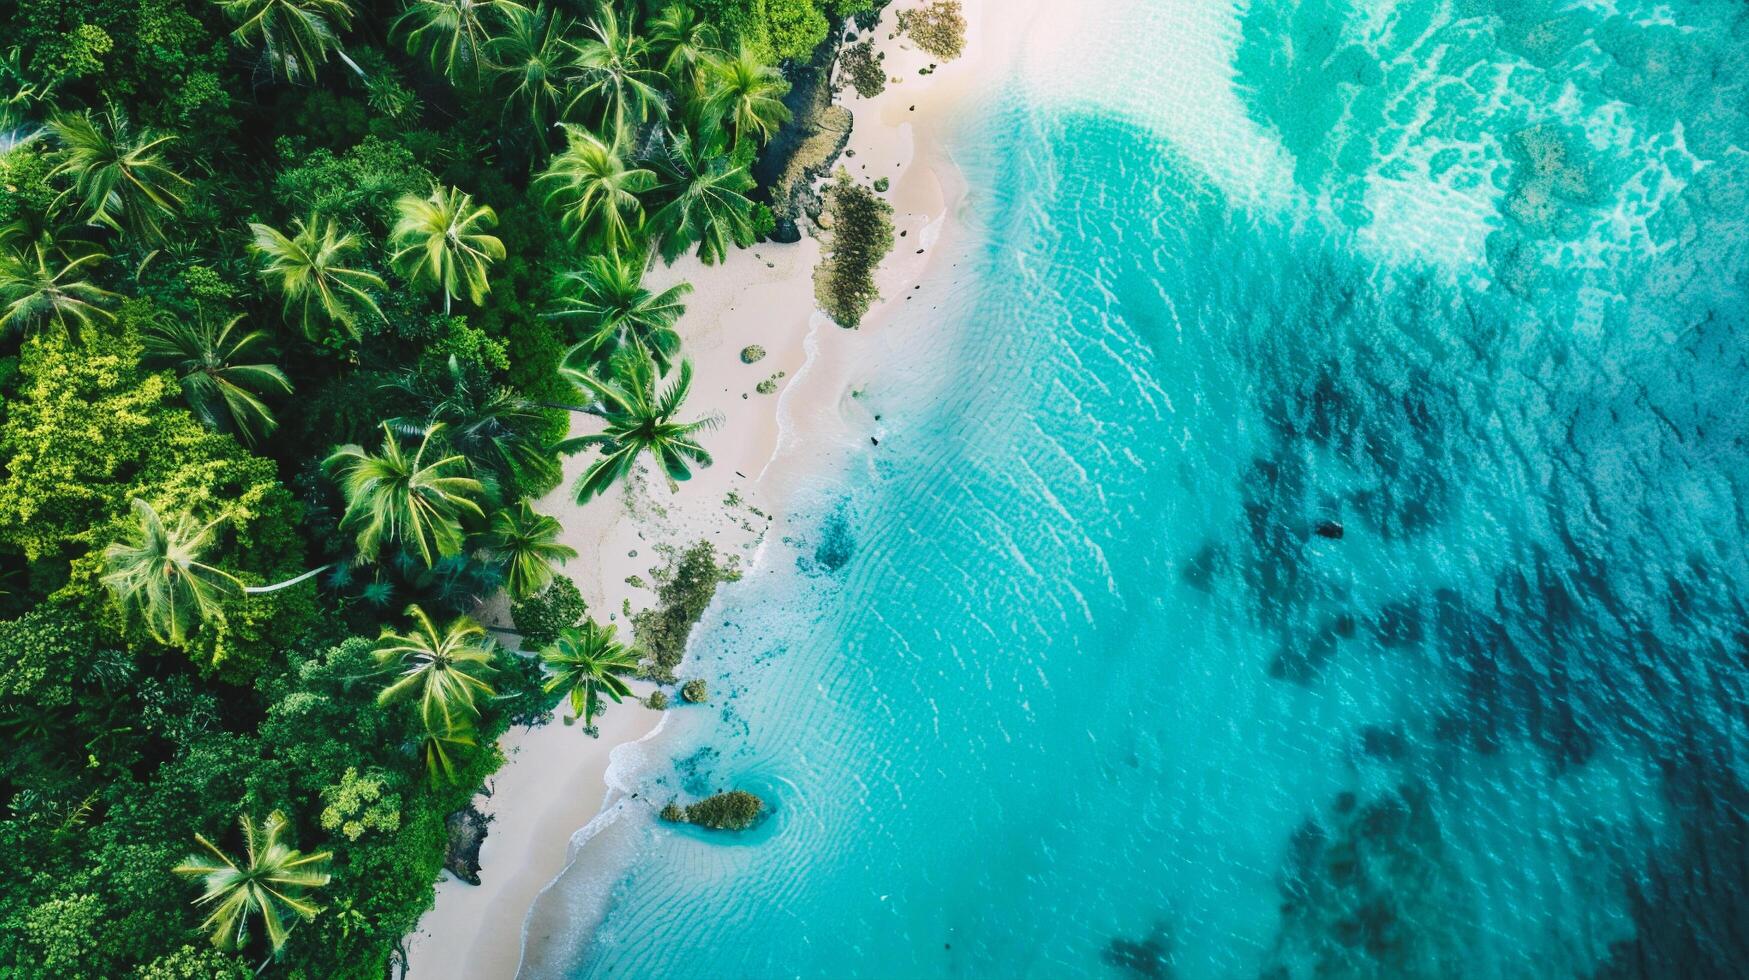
[531,0,1749,976]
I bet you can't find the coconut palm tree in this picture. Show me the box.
[143,312,292,447]
[564,5,665,132]
[701,46,790,148]
[549,253,689,366]
[540,620,637,730]
[647,3,719,85]
[389,183,505,314]
[46,109,190,242]
[389,355,559,497]
[249,214,385,340]
[374,604,496,731]
[396,0,528,89]
[172,811,332,956]
[326,422,486,567]
[477,500,576,599]
[557,350,714,502]
[0,239,115,335]
[486,3,576,135]
[538,125,655,253]
[415,721,475,784]
[102,499,242,646]
[214,0,365,84]
[648,131,755,266]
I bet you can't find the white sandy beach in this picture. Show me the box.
[400,1,1043,974]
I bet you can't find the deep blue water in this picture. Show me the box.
[529,0,1749,976]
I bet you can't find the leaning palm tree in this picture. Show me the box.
[701,46,790,148]
[47,109,190,241]
[389,184,505,314]
[0,239,115,336]
[557,350,715,502]
[540,620,637,730]
[102,499,242,646]
[172,811,332,956]
[249,214,385,340]
[389,355,560,496]
[486,3,576,135]
[549,253,689,366]
[648,131,756,266]
[326,422,487,566]
[564,5,665,132]
[477,500,576,599]
[143,312,292,447]
[647,3,719,85]
[213,0,366,84]
[538,125,655,253]
[374,604,496,731]
[396,0,528,89]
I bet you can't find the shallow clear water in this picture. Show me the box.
[535,0,1749,976]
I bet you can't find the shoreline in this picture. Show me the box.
[403,2,1004,975]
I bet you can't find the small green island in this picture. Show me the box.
[0,0,904,973]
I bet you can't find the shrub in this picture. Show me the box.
[813,169,895,327]
[898,1,967,60]
[740,344,767,363]
[681,679,709,703]
[660,801,685,822]
[631,542,736,682]
[839,38,886,97]
[512,577,587,648]
[646,689,671,710]
[683,790,765,830]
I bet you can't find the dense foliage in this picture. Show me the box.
[0,0,852,972]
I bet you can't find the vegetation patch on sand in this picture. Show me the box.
[632,541,739,683]
[661,789,766,831]
[839,38,888,97]
[898,1,968,60]
[814,170,897,327]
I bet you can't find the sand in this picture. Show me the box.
[400,0,1041,974]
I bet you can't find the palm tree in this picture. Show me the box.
[214,0,365,84]
[374,604,496,731]
[249,214,385,341]
[648,131,756,266]
[477,500,575,599]
[0,239,115,335]
[389,355,560,496]
[102,499,242,646]
[389,184,505,314]
[47,109,190,241]
[564,6,665,132]
[172,811,332,956]
[647,3,719,84]
[396,0,528,89]
[487,3,575,135]
[557,351,714,502]
[540,620,637,730]
[326,422,487,566]
[701,47,790,148]
[417,721,476,784]
[143,312,292,447]
[549,253,689,366]
[538,125,655,253]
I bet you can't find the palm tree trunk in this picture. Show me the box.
[242,563,335,594]
[337,49,369,81]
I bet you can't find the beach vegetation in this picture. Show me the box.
[813,169,895,326]
[646,688,671,709]
[740,344,766,363]
[540,619,639,730]
[838,38,886,97]
[630,540,736,681]
[557,349,717,502]
[171,810,333,955]
[477,499,578,599]
[897,1,966,61]
[682,677,709,702]
[512,575,588,647]
[680,789,764,830]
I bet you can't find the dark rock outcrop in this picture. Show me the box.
[443,804,491,886]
